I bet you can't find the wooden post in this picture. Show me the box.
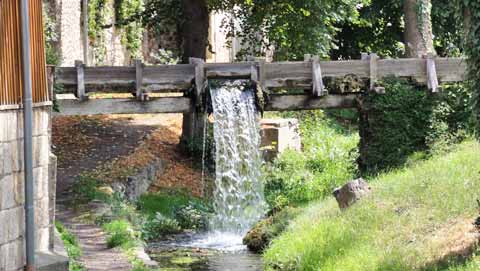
[369,53,378,91]
[425,53,439,93]
[135,59,146,100]
[74,60,87,101]
[311,55,326,96]
[181,58,206,144]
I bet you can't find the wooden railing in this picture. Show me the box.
[53,56,467,115]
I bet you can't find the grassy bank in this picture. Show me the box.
[264,140,480,271]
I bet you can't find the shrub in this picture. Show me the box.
[358,79,473,174]
[263,110,359,210]
[137,192,211,219]
[103,220,138,249]
[55,221,85,271]
[141,213,182,241]
[174,204,209,231]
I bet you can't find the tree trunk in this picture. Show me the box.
[403,0,435,57]
[180,0,209,63]
[180,0,209,144]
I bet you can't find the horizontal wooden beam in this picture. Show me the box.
[54,96,192,116]
[54,94,358,116]
[266,94,358,111]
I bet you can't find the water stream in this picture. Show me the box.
[149,80,266,270]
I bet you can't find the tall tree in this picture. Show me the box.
[403,0,435,57]
[179,0,209,63]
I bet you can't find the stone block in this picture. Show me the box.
[35,197,51,228]
[33,109,50,137]
[333,178,372,209]
[36,227,50,252]
[0,174,17,210]
[0,142,5,177]
[33,135,50,168]
[13,173,24,206]
[34,166,49,200]
[0,113,7,142]
[10,139,24,173]
[0,206,24,245]
[0,238,24,271]
[2,141,13,176]
[36,251,69,271]
[260,118,301,161]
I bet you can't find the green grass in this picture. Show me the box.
[263,140,480,271]
[55,221,85,271]
[263,110,359,209]
[102,219,139,249]
[137,192,209,219]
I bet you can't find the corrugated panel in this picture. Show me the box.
[0,0,49,106]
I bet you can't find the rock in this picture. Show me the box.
[333,178,371,209]
[112,158,165,201]
[243,218,272,253]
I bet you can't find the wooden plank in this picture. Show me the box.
[55,96,193,115]
[426,54,439,93]
[265,94,357,111]
[436,58,467,82]
[205,63,252,78]
[142,64,194,90]
[311,56,326,96]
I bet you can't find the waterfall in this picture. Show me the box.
[209,80,267,235]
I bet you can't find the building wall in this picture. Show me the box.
[57,0,84,66]
[0,106,54,271]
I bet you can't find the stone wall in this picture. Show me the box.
[0,106,55,270]
[56,0,84,66]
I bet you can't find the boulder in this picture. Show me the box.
[333,178,371,209]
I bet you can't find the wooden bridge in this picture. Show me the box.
[51,55,467,116]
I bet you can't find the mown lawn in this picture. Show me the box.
[264,140,480,271]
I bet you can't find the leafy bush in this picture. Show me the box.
[358,79,473,174]
[137,192,211,219]
[174,204,209,231]
[103,219,138,249]
[141,212,181,241]
[70,175,111,205]
[263,110,359,210]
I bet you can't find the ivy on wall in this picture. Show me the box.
[114,0,144,59]
[462,0,480,137]
[88,0,109,64]
[88,0,144,64]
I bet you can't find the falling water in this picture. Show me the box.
[209,80,267,236]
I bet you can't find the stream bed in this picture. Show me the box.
[147,233,263,271]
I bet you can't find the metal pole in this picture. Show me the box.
[20,0,36,270]
[83,0,89,65]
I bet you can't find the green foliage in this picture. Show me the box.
[88,0,109,63]
[332,0,464,59]
[103,219,139,249]
[70,175,108,205]
[141,212,182,241]
[174,204,209,231]
[42,1,61,65]
[463,0,480,138]
[263,111,359,210]
[358,79,473,174]
[114,0,145,59]
[137,192,211,219]
[264,140,480,270]
[209,0,367,60]
[55,221,85,271]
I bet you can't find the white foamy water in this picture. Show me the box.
[208,80,267,238]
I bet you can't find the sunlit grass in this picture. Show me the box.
[264,140,480,271]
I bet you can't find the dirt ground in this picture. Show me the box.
[52,113,204,198]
